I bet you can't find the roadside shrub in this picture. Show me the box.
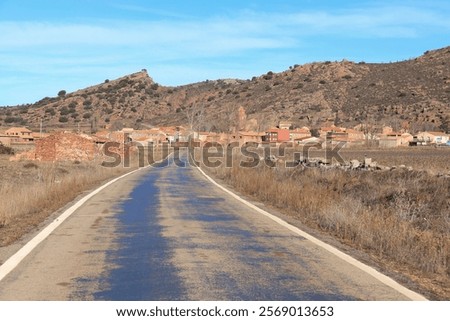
[0,143,14,155]
[23,162,38,169]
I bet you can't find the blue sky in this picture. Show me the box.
[1,0,450,106]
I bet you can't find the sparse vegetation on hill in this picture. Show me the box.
[0,47,449,132]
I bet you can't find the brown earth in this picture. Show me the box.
[307,146,450,174]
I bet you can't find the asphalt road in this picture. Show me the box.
[0,154,411,300]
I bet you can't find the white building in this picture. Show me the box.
[416,132,449,145]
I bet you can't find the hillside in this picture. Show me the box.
[1,46,450,133]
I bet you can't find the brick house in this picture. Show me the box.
[264,128,290,143]
[289,127,311,140]
[320,126,366,146]
[379,132,413,148]
[278,122,292,130]
[345,129,365,141]
[229,131,265,145]
[131,129,167,144]
[319,125,346,139]
[0,131,11,146]
[5,127,34,142]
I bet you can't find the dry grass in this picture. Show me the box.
[0,150,163,246]
[205,152,450,299]
[0,158,130,245]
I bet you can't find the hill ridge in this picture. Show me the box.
[1,46,449,133]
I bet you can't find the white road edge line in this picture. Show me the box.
[196,166,428,301]
[0,163,156,283]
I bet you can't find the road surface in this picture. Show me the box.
[0,154,412,300]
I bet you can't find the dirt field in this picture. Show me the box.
[335,147,450,174]
[233,145,450,174]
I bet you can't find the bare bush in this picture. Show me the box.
[0,144,14,155]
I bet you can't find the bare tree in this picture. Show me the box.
[255,113,271,132]
[184,103,205,133]
[208,103,237,133]
[362,115,380,147]
[110,120,124,131]
[386,118,401,132]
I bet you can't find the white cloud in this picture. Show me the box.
[111,3,194,19]
[256,5,450,38]
[1,2,450,105]
[0,4,448,53]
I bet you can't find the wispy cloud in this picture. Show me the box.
[241,5,450,38]
[1,4,448,50]
[111,3,194,19]
[1,2,450,105]
[0,20,289,53]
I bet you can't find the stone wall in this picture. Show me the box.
[12,132,102,162]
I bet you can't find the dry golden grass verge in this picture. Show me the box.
[0,147,166,247]
[205,161,450,299]
[0,161,131,246]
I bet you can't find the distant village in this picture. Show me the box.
[1,121,449,162]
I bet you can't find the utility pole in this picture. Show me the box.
[40,118,43,138]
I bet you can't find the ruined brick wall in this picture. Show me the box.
[11,132,135,162]
[33,133,101,161]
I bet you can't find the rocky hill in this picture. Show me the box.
[1,46,450,133]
